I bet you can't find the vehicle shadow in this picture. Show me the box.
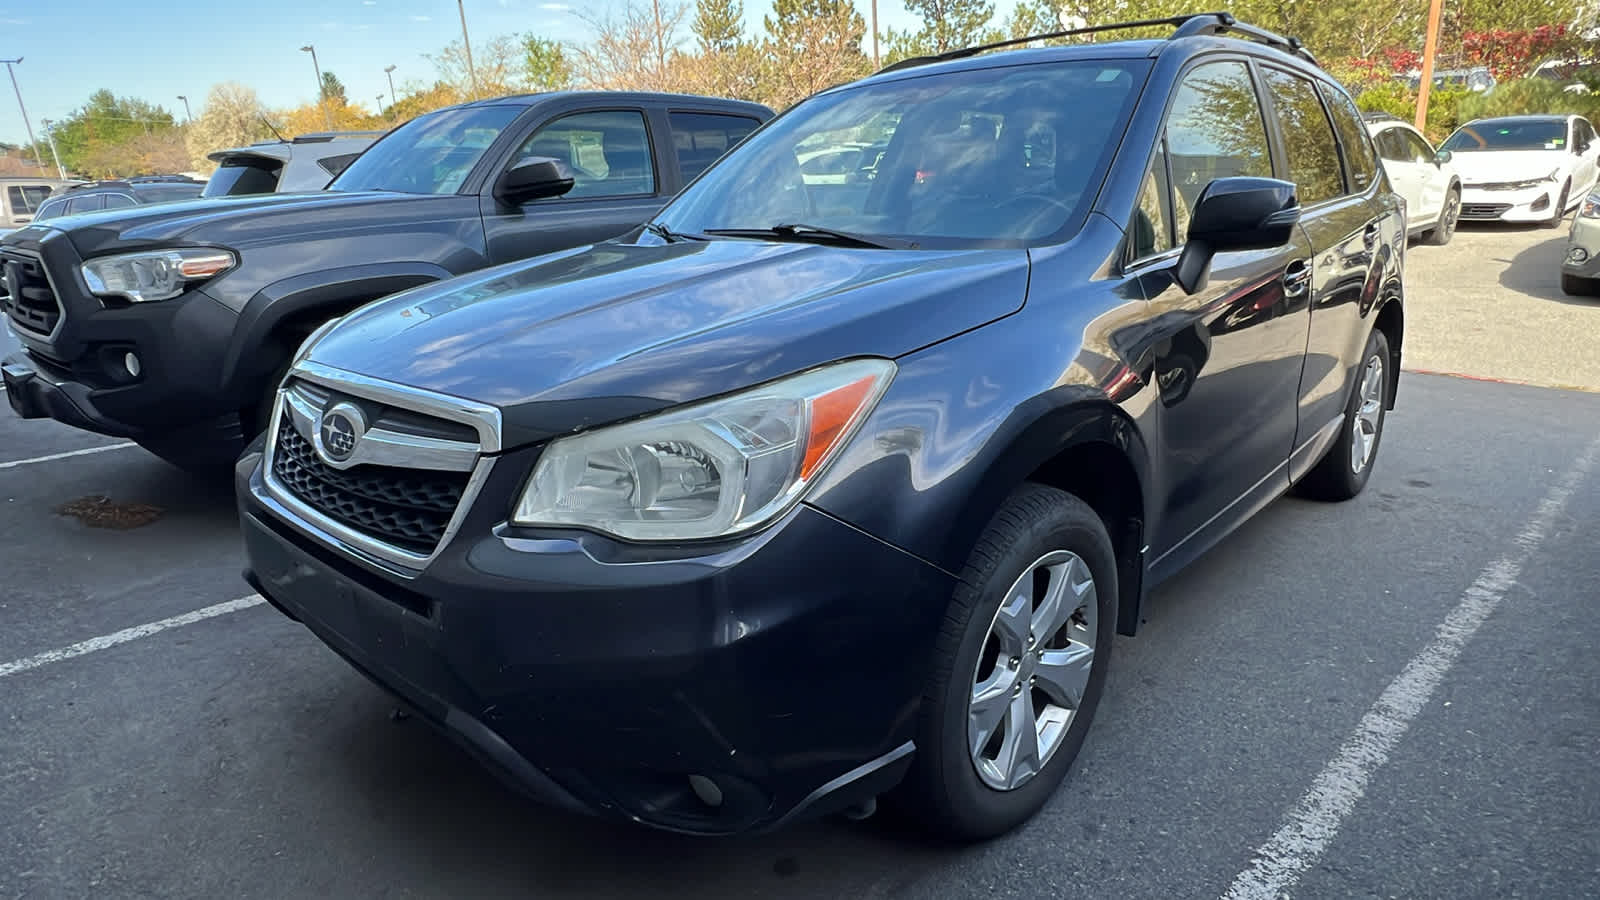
[1452,221,1596,307]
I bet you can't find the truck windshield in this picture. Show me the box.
[329,105,522,194]
[653,59,1148,248]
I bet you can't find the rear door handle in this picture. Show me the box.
[1363,222,1381,249]
[1283,259,1312,298]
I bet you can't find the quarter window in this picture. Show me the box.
[669,112,761,182]
[1130,141,1174,260]
[1263,69,1343,204]
[513,110,656,200]
[1164,61,1273,236]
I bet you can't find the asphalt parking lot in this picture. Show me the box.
[2,223,1598,899]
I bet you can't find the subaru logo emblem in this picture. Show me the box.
[315,402,366,465]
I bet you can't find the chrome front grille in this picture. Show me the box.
[0,248,63,337]
[262,366,502,571]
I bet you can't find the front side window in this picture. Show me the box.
[330,104,523,194]
[655,60,1148,247]
[1262,68,1344,204]
[1399,130,1436,165]
[1164,61,1274,235]
[1442,119,1568,152]
[513,110,656,200]
[670,112,761,182]
[102,193,137,210]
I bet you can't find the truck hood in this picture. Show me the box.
[1451,149,1572,185]
[15,191,446,257]
[307,238,1032,447]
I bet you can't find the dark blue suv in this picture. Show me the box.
[238,13,1406,840]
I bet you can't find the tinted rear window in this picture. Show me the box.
[136,184,206,202]
[202,160,282,197]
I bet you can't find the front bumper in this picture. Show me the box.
[1458,185,1563,222]
[1563,213,1600,277]
[237,443,954,834]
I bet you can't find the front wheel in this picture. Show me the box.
[897,484,1117,841]
[1297,328,1391,501]
[1424,187,1460,246]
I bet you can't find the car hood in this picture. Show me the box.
[307,238,1031,447]
[13,191,442,257]
[1451,149,1572,185]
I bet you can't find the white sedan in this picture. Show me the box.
[1365,113,1461,244]
[1441,114,1600,227]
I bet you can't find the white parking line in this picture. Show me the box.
[1221,432,1600,900]
[0,442,136,470]
[0,595,265,680]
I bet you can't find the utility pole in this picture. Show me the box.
[457,0,479,100]
[0,57,45,176]
[870,1,880,68]
[177,94,193,122]
[301,44,333,131]
[383,64,398,109]
[39,117,65,179]
[1415,0,1444,133]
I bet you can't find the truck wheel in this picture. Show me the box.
[897,484,1117,841]
[1297,328,1391,501]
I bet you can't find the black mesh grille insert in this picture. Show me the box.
[1,250,61,336]
[271,421,470,555]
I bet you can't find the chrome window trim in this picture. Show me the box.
[262,362,504,575]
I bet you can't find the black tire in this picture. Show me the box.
[896,483,1117,842]
[1545,182,1571,229]
[1561,273,1598,297]
[1424,187,1460,246]
[1297,328,1391,501]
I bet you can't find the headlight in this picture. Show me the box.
[80,248,236,303]
[513,358,896,541]
[1583,195,1600,219]
[1485,178,1548,191]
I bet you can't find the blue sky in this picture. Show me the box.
[3,1,1024,146]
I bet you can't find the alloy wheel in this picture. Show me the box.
[967,550,1098,791]
[1350,354,1385,474]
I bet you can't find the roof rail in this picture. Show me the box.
[876,10,1315,74]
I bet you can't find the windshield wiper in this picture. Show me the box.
[702,223,914,249]
[644,221,707,243]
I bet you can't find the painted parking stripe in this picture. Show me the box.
[0,595,265,680]
[1221,431,1600,900]
[0,442,136,470]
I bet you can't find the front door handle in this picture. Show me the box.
[1283,258,1312,298]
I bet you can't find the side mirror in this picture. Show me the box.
[1175,177,1301,295]
[1436,149,1453,165]
[494,156,575,205]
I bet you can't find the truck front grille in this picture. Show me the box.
[0,249,62,336]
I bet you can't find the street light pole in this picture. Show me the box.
[0,57,46,176]
[177,94,193,122]
[301,44,333,131]
[383,64,398,109]
[39,117,65,179]
[457,0,479,100]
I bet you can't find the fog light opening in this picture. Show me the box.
[123,352,142,378]
[1531,194,1551,212]
[687,774,724,808]
[1570,247,1590,264]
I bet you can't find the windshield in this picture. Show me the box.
[654,60,1148,248]
[1442,120,1568,152]
[329,105,522,194]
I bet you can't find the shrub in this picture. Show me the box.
[1457,77,1600,122]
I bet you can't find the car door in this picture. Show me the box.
[481,106,672,263]
[1397,126,1447,224]
[1129,59,1315,564]
[1283,76,1392,479]
[1572,118,1600,194]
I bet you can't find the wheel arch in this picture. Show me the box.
[1373,295,1404,409]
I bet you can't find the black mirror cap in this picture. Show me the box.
[496,156,576,204]
[1175,177,1301,295]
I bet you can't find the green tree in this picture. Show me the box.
[320,71,348,104]
[762,0,871,109]
[693,0,743,53]
[883,0,997,62]
[51,89,179,175]
[523,36,573,90]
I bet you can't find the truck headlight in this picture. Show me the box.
[80,248,236,303]
[512,358,895,542]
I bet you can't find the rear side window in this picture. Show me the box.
[202,160,282,197]
[670,112,761,182]
[67,195,105,214]
[1165,61,1273,239]
[1262,69,1343,204]
[7,184,51,214]
[1321,85,1381,193]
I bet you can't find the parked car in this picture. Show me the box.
[0,92,774,470]
[1364,112,1460,243]
[1560,191,1600,295]
[1442,114,1600,226]
[236,13,1406,840]
[1397,66,1496,94]
[0,176,77,233]
[33,176,206,221]
[1531,58,1600,94]
[202,131,388,197]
